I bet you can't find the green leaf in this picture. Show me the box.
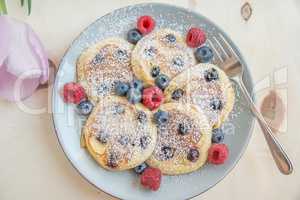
[27,0,31,15]
[21,0,32,15]
[0,0,8,15]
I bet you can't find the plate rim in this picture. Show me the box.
[51,2,255,200]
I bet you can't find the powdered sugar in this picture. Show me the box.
[133,29,196,80]
[169,65,233,127]
[80,41,134,101]
[88,100,155,166]
[153,110,202,162]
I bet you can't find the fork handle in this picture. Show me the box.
[237,78,293,175]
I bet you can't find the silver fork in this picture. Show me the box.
[207,33,293,175]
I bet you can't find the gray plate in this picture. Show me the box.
[52,3,255,200]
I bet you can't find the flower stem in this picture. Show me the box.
[20,0,31,15]
[27,0,31,15]
[0,0,7,15]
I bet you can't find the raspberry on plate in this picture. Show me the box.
[137,15,155,35]
[142,86,164,110]
[186,27,206,48]
[140,167,162,191]
[63,82,86,104]
[208,144,229,165]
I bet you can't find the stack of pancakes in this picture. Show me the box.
[78,29,235,175]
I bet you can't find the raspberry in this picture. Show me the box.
[63,82,86,104]
[186,27,206,48]
[208,144,229,165]
[140,167,162,191]
[142,86,164,110]
[137,15,155,35]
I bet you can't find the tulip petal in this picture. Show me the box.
[27,26,49,84]
[5,19,42,79]
[0,63,40,101]
[0,16,11,65]
[0,16,49,102]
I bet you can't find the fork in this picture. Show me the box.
[207,33,293,175]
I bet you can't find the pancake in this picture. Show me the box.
[82,95,157,171]
[146,103,212,175]
[77,38,134,103]
[131,29,196,86]
[164,63,235,128]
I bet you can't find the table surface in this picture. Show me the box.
[1,0,300,200]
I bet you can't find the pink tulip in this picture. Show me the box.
[0,16,49,102]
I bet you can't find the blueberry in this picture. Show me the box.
[115,82,129,96]
[178,122,191,135]
[91,53,104,65]
[187,148,200,162]
[144,46,157,57]
[210,98,223,110]
[204,68,219,82]
[212,128,225,143]
[134,163,148,174]
[76,100,94,115]
[96,131,109,144]
[116,49,128,60]
[171,88,184,100]
[161,146,174,160]
[127,88,142,104]
[154,110,169,125]
[97,83,109,95]
[137,111,147,123]
[130,79,143,91]
[165,34,176,43]
[140,136,151,149]
[118,135,130,146]
[107,153,118,168]
[127,28,142,44]
[155,74,170,90]
[113,104,125,114]
[195,46,214,63]
[151,66,160,77]
[172,57,184,68]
